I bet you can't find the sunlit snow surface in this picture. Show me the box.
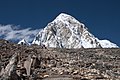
[98,40,119,48]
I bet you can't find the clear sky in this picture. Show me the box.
[0,0,120,46]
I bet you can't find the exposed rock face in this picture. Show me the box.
[32,13,118,48]
[0,39,120,80]
[0,52,19,80]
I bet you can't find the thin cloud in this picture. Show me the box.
[0,24,40,42]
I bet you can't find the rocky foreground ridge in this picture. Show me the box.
[0,39,120,80]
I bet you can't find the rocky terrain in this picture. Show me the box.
[0,39,120,80]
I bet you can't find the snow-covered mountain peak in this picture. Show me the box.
[32,13,118,48]
[55,13,72,20]
[54,13,81,25]
[18,39,30,45]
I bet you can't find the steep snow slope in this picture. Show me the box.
[98,40,118,48]
[32,13,118,48]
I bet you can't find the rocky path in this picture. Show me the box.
[0,39,120,80]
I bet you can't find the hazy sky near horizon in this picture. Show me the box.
[0,0,120,46]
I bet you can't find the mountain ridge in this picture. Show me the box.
[31,13,118,48]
